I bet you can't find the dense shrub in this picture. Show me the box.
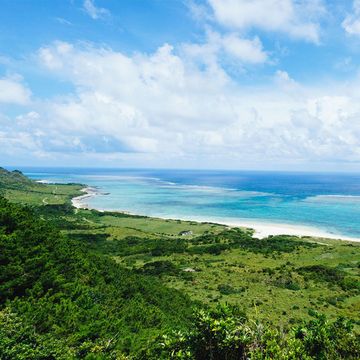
[193,229,318,255]
[217,284,245,295]
[141,260,179,276]
[298,265,360,292]
[188,243,229,255]
[0,197,194,356]
[143,305,360,360]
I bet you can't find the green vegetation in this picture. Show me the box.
[0,167,83,206]
[143,305,359,359]
[0,167,359,358]
[0,196,193,358]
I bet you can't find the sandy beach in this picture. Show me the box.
[71,187,101,209]
[192,217,360,242]
[71,187,360,243]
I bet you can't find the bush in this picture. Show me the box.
[0,197,194,356]
[298,265,360,292]
[217,284,245,295]
[143,306,360,359]
[141,260,179,276]
[194,230,317,255]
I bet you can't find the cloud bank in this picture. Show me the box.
[1,1,360,170]
[0,37,359,169]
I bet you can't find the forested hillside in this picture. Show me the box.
[0,196,193,358]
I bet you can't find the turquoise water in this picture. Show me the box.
[19,167,360,238]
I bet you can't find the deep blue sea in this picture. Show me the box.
[16,167,360,239]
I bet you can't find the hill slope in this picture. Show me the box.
[0,196,194,358]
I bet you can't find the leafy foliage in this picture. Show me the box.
[298,265,360,292]
[140,260,180,276]
[143,305,360,359]
[191,229,318,255]
[0,197,193,357]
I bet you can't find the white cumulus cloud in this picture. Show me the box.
[207,0,325,43]
[342,0,360,36]
[0,76,31,105]
[222,34,267,63]
[182,30,268,66]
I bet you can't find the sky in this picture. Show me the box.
[0,0,360,171]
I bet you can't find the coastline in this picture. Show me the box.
[71,187,360,243]
[179,216,360,242]
[71,187,102,209]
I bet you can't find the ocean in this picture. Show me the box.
[18,167,360,239]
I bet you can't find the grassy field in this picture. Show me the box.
[142,238,359,323]
[1,167,359,327]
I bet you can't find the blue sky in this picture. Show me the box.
[0,0,360,170]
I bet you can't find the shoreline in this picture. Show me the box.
[178,216,360,242]
[71,187,103,209]
[71,187,360,243]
